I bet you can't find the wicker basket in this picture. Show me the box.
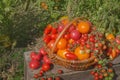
[46,17,96,71]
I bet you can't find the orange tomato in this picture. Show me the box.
[57,49,69,59]
[109,49,117,60]
[77,21,91,33]
[68,39,74,44]
[105,33,115,41]
[74,47,90,60]
[61,18,69,26]
[57,38,67,50]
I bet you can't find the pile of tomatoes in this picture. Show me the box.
[43,18,108,61]
[28,17,120,80]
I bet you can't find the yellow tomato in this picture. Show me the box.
[74,47,90,60]
[57,49,69,59]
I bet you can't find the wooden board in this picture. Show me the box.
[24,51,120,80]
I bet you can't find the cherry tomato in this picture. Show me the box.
[43,56,52,64]
[57,38,67,49]
[47,40,57,52]
[90,71,95,75]
[55,76,61,80]
[29,60,40,70]
[30,52,42,61]
[44,24,52,35]
[39,48,47,56]
[39,70,44,74]
[42,63,50,72]
[57,24,64,32]
[108,68,113,73]
[64,33,70,40]
[43,35,51,44]
[94,73,99,77]
[65,53,77,60]
[51,27,57,34]
[68,25,75,32]
[51,34,58,40]
[47,77,53,80]
[34,74,39,79]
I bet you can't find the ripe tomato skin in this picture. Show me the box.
[57,38,67,50]
[43,56,52,64]
[77,21,91,34]
[44,24,52,35]
[65,53,77,60]
[29,60,40,70]
[74,47,90,60]
[47,40,57,52]
[30,52,42,61]
[57,49,69,59]
[39,48,47,56]
[51,34,58,40]
[43,35,51,44]
[64,33,70,40]
[105,33,115,41]
[51,27,57,34]
[42,63,50,72]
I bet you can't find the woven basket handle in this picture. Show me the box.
[50,17,80,56]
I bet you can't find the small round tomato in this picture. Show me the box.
[42,63,50,72]
[105,33,115,41]
[39,47,47,56]
[29,60,40,70]
[65,52,77,60]
[57,49,69,59]
[64,33,70,40]
[57,38,67,49]
[44,24,52,35]
[77,21,91,34]
[51,27,57,34]
[43,35,51,44]
[61,18,69,26]
[74,47,90,60]
[51,34,58,40]
[47,40,58,52]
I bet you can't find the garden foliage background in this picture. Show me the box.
[0,0,120,80]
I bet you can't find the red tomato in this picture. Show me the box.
[65,53,77,60]
[70,30,81,41]
[57,38,67,50]
[39,48,47,56]
[51,34,58,40]
[47,40,57,52]
[51,27,57,34]
[68,25,75,32]
[30,52,42,61]
[57,24,64,32]
[42,63,50,71]
[64,33,70,40]
[43,56,52,64]
[43,35,51,44]
[44,24,52,35]
[29,60,40,69]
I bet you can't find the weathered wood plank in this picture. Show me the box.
[24,51,120,80]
